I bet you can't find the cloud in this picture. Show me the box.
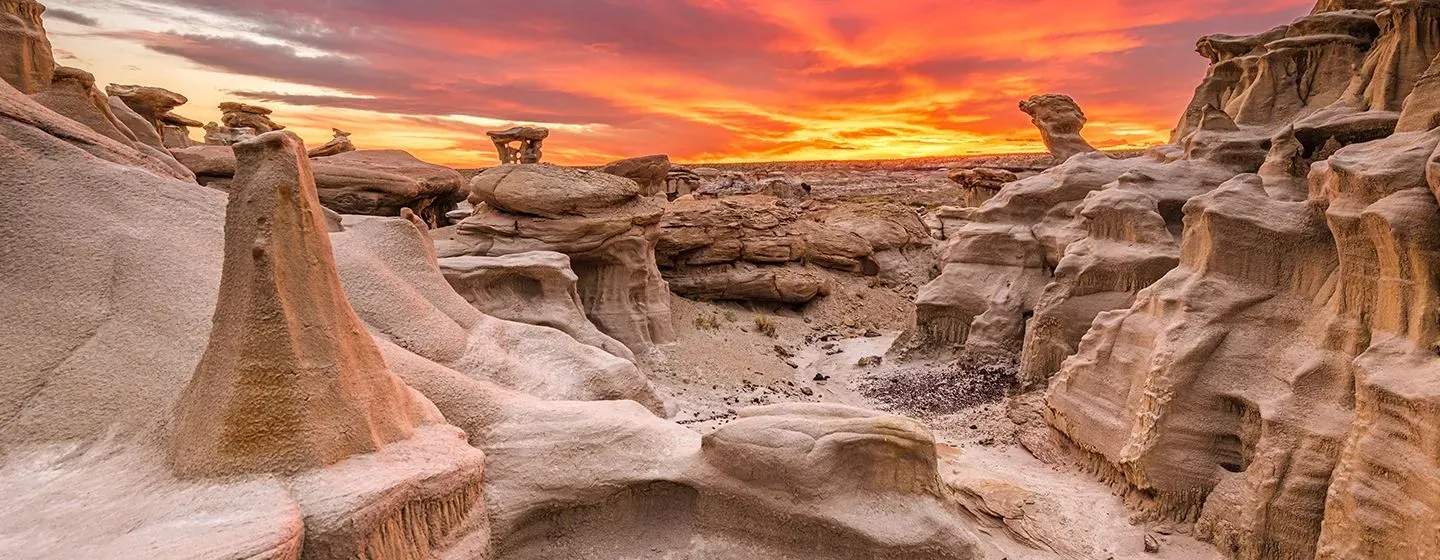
[46,7,100,27]
[50,0,1317,164]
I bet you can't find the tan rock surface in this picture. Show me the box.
[439,251,636,361]
[470,163,641,219]
[107,95,165,149]
[168,131,422,478]
[307,127,354,158]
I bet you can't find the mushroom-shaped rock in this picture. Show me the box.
[105,83,186,130]
[487,126,548,164]
[470,164,642,219]
[1019,94,1099,164]
[599,154,671,196]
[219,101,283,133]
[0,0,53,94]
[307,127,355,158]
[168,131,421,478]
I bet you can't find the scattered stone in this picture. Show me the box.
[1144,534,1160,554]
[857,356,882,368]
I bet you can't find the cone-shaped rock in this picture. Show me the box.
[169,130,417,479]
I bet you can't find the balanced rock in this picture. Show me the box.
[307,127,354,158]
[1019,94,1099,164]
[599,154,671,197]
[665,166,702,200]
[487,125,547,164]
[219,101,283,133]
[0,0,53,94]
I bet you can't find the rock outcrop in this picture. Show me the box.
[439,251,636,361]
[1019,94,1098,164]
[905,3,1440,559]
[443,164,676,352]
[0,0,51,94]
[105,84,199,142]
[657,195,932,303]
[219,101,282,133]
[173,145,467,226]
[203,120,253,145]
[948,167,1018,207]
[599,154,671,197]
[307,127,354,158]
[168,130,425,478]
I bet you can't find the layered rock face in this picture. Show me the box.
[0,0,51,94]
[219,100,282,132]
[172,145,467,225]
[444,164,676,352]
[1047,128,1440,560]
[656,195,932,303]
[948,167,1018,207]
[892,3,1440,559]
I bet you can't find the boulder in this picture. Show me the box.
[599,154,671,196]
[470,163,641,219]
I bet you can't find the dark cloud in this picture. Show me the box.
[46,8,100,27]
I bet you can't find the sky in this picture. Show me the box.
[41,0,1314,167]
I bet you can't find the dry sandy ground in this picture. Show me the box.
[646,279,1222,560]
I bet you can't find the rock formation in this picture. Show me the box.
[172,145,467,226]
[439,251,636,361]
[202,121,253,145]
[105,84,201,143]
[948,167,1018,207]
[0,0,51,94]
[908,2,1440,559]
[666,165,702,200]
[487,125,548,164]
[1397,51,1440,131]
[168,130,424,478]
[599,153,671,196]
[307,127,354,158]
[657,195,932,303]
[1019,94,1098,163]
[695,169,811,199]
[2,10,1015,560]
[443,164,676,352]
[219,100,282,133]
[32,67,136,145]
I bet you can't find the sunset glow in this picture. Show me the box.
[43,0,1313,166]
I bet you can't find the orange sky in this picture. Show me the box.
[42,0,1313,167]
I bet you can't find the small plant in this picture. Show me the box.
[801,248,816,268]
[868,277,883,289]
[693,314,721,332]
[723,311,737,322]
[754,316,778,338]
